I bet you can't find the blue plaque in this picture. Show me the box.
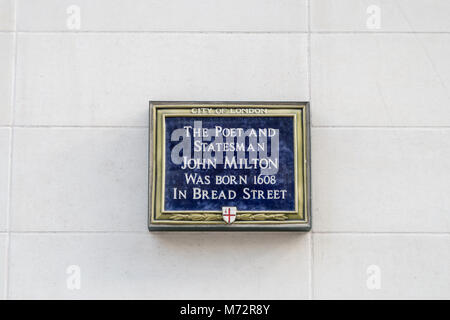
[149,102,310,231]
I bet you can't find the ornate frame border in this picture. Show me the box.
[148,101,311,231]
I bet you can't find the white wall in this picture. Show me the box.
[0,0,449,299]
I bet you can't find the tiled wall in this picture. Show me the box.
[1,0,449,299]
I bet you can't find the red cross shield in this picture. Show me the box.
[222,207,237,224]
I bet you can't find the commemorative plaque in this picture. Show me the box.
[149,102,311,231]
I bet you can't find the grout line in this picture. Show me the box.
[5,231,450,235]
[5,0,18,299]
[311,31,450,34]
[310,232,314,299]
[312,125,450,129]
[16,30,309,34]
[9,231,150,234]
[8,30,450,35]
[4,130,12,300]
[0,125,149,129]
[307,0,313,301]
[312,231,450,235]
[307,4,312,101]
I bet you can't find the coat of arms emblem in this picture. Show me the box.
[222,207,237,224]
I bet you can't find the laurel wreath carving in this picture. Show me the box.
[168,213,289,221]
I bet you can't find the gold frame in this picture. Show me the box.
[149,102,310,231]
